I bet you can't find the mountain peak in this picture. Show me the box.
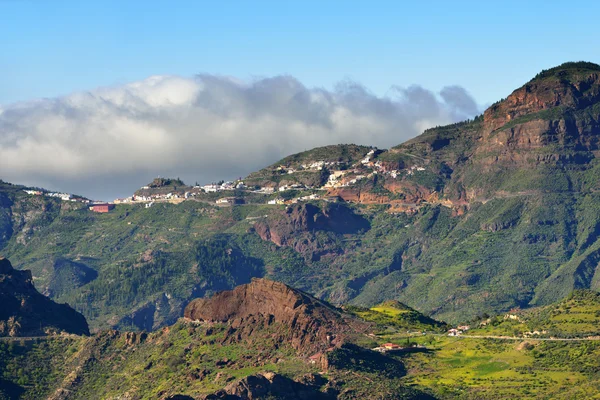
[184,278,370,353]
[529,61,600,83]
[483,61,600,132]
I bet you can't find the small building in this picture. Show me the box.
[89,203,115,213]
[267,198,285,205]
[308,352,322,364]
[372,343,403,353]
[215,197,244,206]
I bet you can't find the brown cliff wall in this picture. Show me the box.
[184,278,369,353]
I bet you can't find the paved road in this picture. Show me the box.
[0,336,61,342]
[401,332,600,342]
[457,334,600,341]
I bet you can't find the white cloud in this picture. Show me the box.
[0,74,480,199]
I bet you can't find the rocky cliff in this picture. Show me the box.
[6,62,600,329]
[253,203,369,260]
[184,278,369,354]
[483,63,600,133]
[0,257,89,337]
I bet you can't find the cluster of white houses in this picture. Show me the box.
[276,160,342,175]
[114,192,191,205]
[266,193,321,205]
[110,150,432,209]
[198,181,246,193]
[23,190,89,203]
[274,150,430,190]
[448,325,471,336]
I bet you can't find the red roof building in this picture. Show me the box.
[89,203,115,213]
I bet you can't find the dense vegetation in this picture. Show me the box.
[4,291,600,399]
[3,62,600,333]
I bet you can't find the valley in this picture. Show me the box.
[4,61,600,398]
[3,63,600,332]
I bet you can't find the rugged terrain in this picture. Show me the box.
[5,278,600,399]
[0,278,432,400]
[0,257,89,337]
[2,63,600,330]
[185,278,369,354]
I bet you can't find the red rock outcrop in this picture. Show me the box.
[184,278,370,354]
[483,71,600,133]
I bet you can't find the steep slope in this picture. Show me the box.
[185,278,370,354]
[0,279,433,400]
[3,62,600,327]
[338,62,600,319]
[0,257,89,337]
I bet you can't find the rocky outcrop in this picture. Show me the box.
[201,372,334,400]
[472,65,600,169]
[484,67,600,133]
[255,203,369,245]
[184,278,370,354]
[0,257,89,337]
[253,203,369,259]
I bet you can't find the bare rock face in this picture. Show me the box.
[477,67,600,165]
[200,372,334,400]
[184,278,369,354]
[484,70,600,132]
[0,257,89,337]
[253,203,369,259]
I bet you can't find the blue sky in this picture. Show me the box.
[1,0,599,199]
[2,0,598,106]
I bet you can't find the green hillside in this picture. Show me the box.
[3,63,600,331]
[5,285,600,399]
[468,289,600,338]
[345,300,447,333]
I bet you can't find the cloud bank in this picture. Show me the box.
[0,74,479,199]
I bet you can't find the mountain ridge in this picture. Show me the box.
[184,277,370,354]
[2,61,600,329]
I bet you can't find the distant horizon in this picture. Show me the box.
[2,0,599,199]
[0,61,592,201]
[0,72,483,200]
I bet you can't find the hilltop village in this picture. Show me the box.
[18,145,447,215]
[16,143,455,220]
[22,189,91,203]
[102,145,445,213]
